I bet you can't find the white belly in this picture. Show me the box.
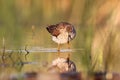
[52,32,68,44]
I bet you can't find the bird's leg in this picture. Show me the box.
[67,34,71,49]
[57,50,60,57]
[67,53,70,61]
[67,41,70,49]
[67,42,71,59]
[57,44,60,57]
[66,53,71,69]
[67,35,71,61]
[57,44,60,51]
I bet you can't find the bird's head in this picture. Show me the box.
[56,22,74,33]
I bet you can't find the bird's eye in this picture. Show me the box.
[67,26,72,32]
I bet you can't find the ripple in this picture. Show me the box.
[0,47,84,53]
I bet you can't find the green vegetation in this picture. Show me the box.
[0,0,120,76]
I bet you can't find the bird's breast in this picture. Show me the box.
[52,32,69,44]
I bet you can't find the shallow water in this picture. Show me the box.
[0,47,84,74]
[0,26,91,80]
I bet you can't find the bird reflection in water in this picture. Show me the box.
[46,22,76,73]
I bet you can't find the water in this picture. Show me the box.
[0,26,91,78]
[0,46,86,79]
[1,1,120,79]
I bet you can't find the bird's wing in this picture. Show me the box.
[46,25,60,37]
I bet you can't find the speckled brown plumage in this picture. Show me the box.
[46,22,75,38]
[46,25,60,37]
[46,22,76,49]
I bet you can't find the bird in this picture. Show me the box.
[46,22,76,51]
[48,57,76,73]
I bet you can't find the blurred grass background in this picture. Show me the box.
[0,0,120,74]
